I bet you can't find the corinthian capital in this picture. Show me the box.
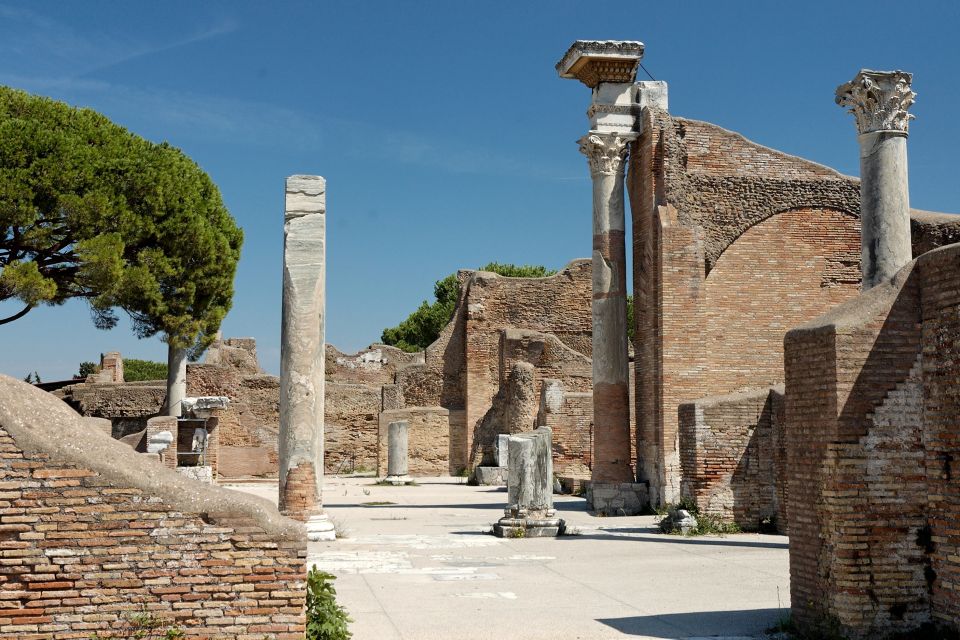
[836,69,916,135]
[578,132,633,176]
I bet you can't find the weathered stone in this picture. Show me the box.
[495,433,510,467]
[181,396,230,418]
[494,427,564,537]
[586,481,648,516]
[146,430,174,455]
[474,466,506,486]
[165,344,188,417]
[279,174,334,541]
[384,420,411,484]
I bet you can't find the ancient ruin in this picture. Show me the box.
[9,25,960,640]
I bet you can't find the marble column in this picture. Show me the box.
[385,420,411,485]
[836,70,916,290]
[579,132,634,483]
[279,174,335,541]
[165,343,187,417]
[493,427,563,537]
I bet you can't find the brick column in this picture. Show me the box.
[279,175,335,541]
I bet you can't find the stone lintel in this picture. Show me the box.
[556,40,645,88]
[836,69,916,136]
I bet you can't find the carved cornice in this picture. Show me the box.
[586,103,639,119]
[556,40,644,88]
[578,132,633,176]
[836,69,916,135]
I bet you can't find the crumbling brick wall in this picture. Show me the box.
[783,243,960,638]
[537,379,592,478]
[0,375,307,639]
[678,386,783,531]
[462,262,592,470]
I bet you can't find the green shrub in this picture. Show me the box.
[306,566,352,640]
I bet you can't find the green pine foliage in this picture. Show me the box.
[305,566,352,640]
[123,358,168,382]
[0,86,243,353]
[381,263,556,352]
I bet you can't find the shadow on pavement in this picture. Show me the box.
[561,529,788,549]
[597,607,785,638]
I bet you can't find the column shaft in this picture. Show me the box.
[279,175,327,521]
[859,132,911,289]
[165,344,187,418]
[581,133,633,483]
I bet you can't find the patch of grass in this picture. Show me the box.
[360,501,396,506]
[371,479,419,487]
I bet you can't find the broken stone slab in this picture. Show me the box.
[146,430,174,455]
[660,507,699,535]
[495,433,510,467]
[181,396,230,419]
[586,480,649,516]
[474,466,506,486]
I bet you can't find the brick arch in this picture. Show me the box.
[701,207,861,393]
[706,205,860,277]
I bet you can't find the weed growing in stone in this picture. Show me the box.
[90,607,185,639]
[361,501,396,506]
[306,566,352,640]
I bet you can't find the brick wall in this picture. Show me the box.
[0,375,307,640]
[462,262,592,470]
[537,380,592,478]
[678,386,783,531]
[784,253,950,638]
[377,408,451,476]
[629,108,864,504]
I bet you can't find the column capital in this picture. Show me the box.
[836,69,916,136]
[578,132,635,176]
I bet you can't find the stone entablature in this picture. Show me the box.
[555,40,644,87]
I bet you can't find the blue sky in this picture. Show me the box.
[1,0,958,380]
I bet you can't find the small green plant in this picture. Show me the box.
[507,526,527,539]
[306,565,352,640]
[90,607,185,639]
[656,499,741,536]
[361,501,396,506]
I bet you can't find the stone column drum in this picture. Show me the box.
[385,420,411,485]
[279,174,335,541]
[836,70,916,290]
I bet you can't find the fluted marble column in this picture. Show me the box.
[836,70,916,290]
[579,132,634,483]
[279,174,335,540]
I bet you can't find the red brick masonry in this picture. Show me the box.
[0,376,307,640]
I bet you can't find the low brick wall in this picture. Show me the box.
[784,244,960,639]
[678,386,784,532]
[0,375,307,639]
[377,407,451,476]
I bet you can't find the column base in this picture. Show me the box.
[586,481,649,516]
[493,508,565,538]
[383,474,412,486]
[305,514,337,541]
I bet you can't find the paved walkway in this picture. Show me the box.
[226,477,790,640]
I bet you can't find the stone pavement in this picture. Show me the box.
[226,477,790,640]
